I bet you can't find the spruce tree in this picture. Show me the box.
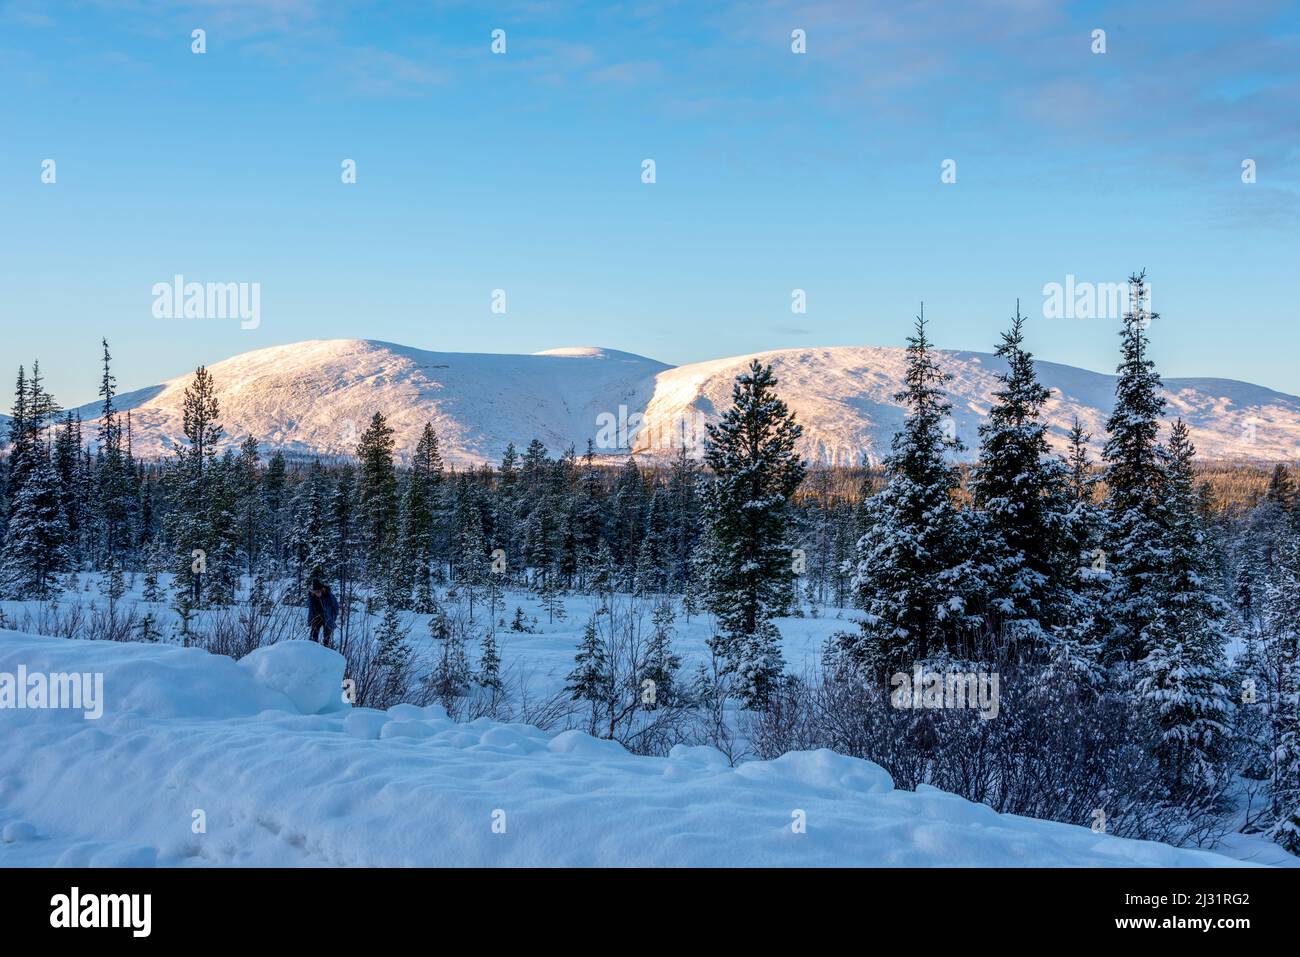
[1136,421,1233,802]
[373,605,413,706]
[263,450,288,571]
[1260,523,1300,850]
[167,365,223,610]
[235,436,264,577]
[844,311,973,673]
[400,423,442,608]
[970,306,1071,652]
[6,366,32,498]
[1101,272,1168,664]
[457,505,488,621]
[644,599,682,708]
[201,451,242,605]
[1050,419,1106,685]
[330,462,359,624]
[477,628,503,692]
[53,412,85,557]
[567,615,611,734]
[427,606,471,706]
[288,460,334,603]
[0,451,71,598]
[96,342,130,566]
[355,412,399,584]
[702,359,805,705]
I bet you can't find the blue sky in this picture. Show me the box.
[2,0,1298,406]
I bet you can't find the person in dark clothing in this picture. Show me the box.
[307,579,339,647]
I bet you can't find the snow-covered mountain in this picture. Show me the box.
[45,338,1300,465]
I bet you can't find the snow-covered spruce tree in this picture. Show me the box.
[0,450,71,599]
[96,341,131,568]
[426,602,471,709]
[199,450,242,606]
[477,628,503,693]
[287,459,334,604]
[643,598,682,708]
[1136,421,1234,806]
[665,441,702,592]
[355,412,400,590]
[234,435,264,578]
[969,306,1073,656]
[262,450,289,573]
[140,539,166,603]
[457,505,489,621]
[567,614,612,735]
[1101,272,1168,666]
[53,411,88,565]
[5,366,35,502]
[165,365,223,612]
[400,423,443,612]
[523,484,563,590]
[329,462,359,634]
[611,456,645,586]
[5,363,64,514]
[372,576,414,707]
[1047,419,1107,687]
[842,312,974,675]
[571,442,606,590]
[100,554,125,607]
[588,538,618,610]
[539,572,566,623]
[1260,523,1300,851]
[701,359,805,706]
[1234,463,1294,622]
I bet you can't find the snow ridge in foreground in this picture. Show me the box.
[0,632,1246,867]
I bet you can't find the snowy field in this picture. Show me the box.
[0,629,1257,868]
[1,579,1295,868]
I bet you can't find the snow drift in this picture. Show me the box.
[0,631,1247,867]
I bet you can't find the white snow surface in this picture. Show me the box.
[0,630,1251,867]
[47,339,1300,465]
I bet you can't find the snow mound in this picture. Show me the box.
[0,632,297,720]
[3,821,38,843]
[238,640,347,716]
[0,630,1254,867]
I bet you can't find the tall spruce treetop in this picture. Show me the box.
[1103,272,1166,516]
[702,359,805,637]
[1101,272,1169,664]
[97,342,131,564]
[970,305,1069,644]
[179,365,222,475]
[98,340,119,453]
[847,310,972,670]
[7,367,33,498]
[7,362,62,503]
